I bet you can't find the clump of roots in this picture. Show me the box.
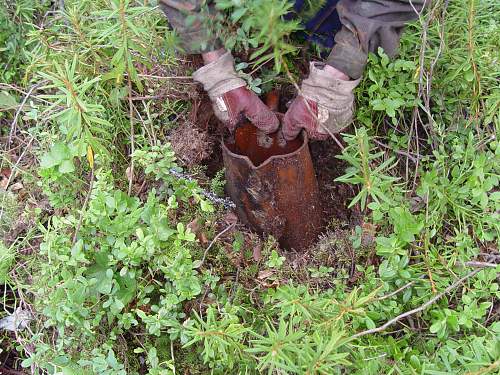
[168,123,214,167]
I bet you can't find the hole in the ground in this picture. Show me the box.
[309,138,359,228]
[198,90,358,248]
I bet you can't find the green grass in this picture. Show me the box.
[0,0,499,374]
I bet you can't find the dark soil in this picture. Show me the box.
[309,138,361,228]
[0,345,25,375]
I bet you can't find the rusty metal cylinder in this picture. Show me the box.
[221,95,322,250]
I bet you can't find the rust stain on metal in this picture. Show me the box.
[222,93,323,250]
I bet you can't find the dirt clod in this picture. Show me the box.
[168,123,213,167]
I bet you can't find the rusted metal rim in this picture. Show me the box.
[221,130,308,169]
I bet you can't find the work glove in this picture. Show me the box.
[192,52,279,133]
[283,62,360,140]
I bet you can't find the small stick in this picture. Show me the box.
[363,353,387,362]
[170,341,176,375]
[1,136,34,190]
[479,253,500,260]
[373,139,420,163]
[374,275,426,302]
[199,223,236,267]
[465,359,500,375]
[460,261,498,269]
[229,268,240,303]
[137,74,193,80]
[130,94,174,101]
[350,269,481,340]
[168,169,236,209]
[8,83,42,146]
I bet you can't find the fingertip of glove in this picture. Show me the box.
[280,115,294,139]
[282,111,292,126]
[282,132,297,141]
[260,121,279,134]
[252,110,280,134]
[282,121,300,141]
[266,124,280,134]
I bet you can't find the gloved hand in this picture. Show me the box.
[283,62,360,141]
[193,52,279,134]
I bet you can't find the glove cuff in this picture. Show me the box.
[301,62,361,135]
[192,52,246,99]
[326,27,367,80]
[301,62,360,110]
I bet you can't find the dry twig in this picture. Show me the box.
[0,136,35,224]
[465,359,500,375]
[373,138,421,164]
[199,223,236,267]
[8,83,43,147]
[460,261,498,269]
[137,73,193,80]
[374,275,426,302]
[350,269,481,339]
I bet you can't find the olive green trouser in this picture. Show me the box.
[159,0,427,79]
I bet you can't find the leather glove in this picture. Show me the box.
[283,62,360,141]
[192,52,279,133]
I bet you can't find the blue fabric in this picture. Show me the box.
[290,0,342,49]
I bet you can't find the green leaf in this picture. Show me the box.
[62,364,85,375]
[390,207,423,243]
[231,7,247,22]
[429,321,442,333]
[378,260,397,280]
[40,142,73,170]
[200,199,214,212]
[365,317,376,329]
[88,264,114,295]
[58,159,75,173]
[447,315,459,331]
[464,69,475,82]
[0,241,15,283]
[158,220,175,241]
[102,60,126,82]
[376,236,406,257]
[490,321,500,333]
[409,355,421,369]
[398,269,411,279]
[0,91,18,110]
[21,357,34,368]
